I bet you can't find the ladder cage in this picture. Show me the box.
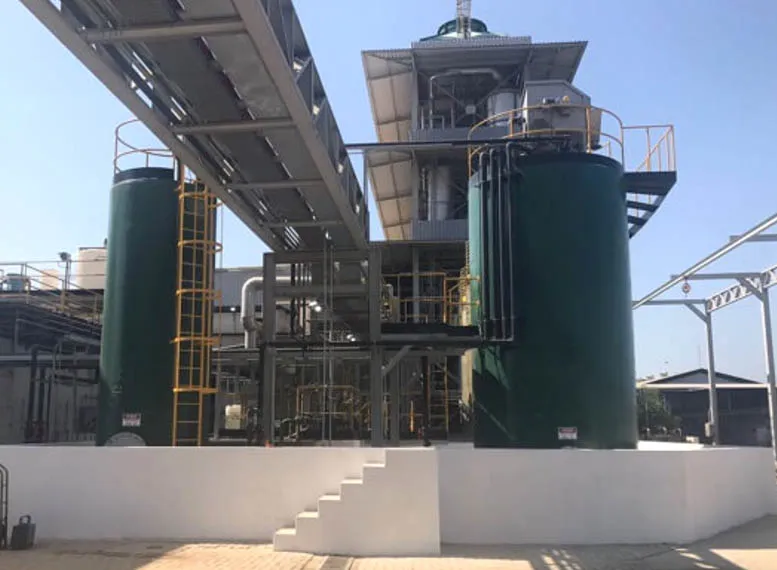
[172,170,221,447]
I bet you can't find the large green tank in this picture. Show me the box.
[97,167,179,446]
[469,151,637,449]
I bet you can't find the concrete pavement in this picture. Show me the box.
[1,516,776,569]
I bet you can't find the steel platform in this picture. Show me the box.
[21,0,368,252]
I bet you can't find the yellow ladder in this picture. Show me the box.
[172,172,220,446]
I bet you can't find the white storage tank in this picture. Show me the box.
[75,247,107,290]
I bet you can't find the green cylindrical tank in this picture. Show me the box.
[469,151,637,449]
[97,167,179,446]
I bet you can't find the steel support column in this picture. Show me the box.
[412,248,420,323]
[389,365,401,446]
[368,246,384,446]
[704,311,719,445]
[262,253,277,445]
[761,288,777,465]
[685,302,719,444]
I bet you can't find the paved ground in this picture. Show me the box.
[2,516,777,569]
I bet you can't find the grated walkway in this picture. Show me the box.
[2,516,777,569]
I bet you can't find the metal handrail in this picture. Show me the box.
[114,119,173,173]
[0,262,103,324]
[467,103,676,176]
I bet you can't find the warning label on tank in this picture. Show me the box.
[122,413,142,427]
[557,427,578,441]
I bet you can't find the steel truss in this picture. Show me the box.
[636,212,777,464]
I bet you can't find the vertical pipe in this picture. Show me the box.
[495,151,506,339]
[477,152,489,337]
[504,143,517,341]
[705,312,720,445]
[760,289,777,465]
[487,150,499,338]
[25,346,39,442]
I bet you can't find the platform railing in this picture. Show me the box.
[467,103,676,177]
[0,262,103,324]
[622,124,676,173]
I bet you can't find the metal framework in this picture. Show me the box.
[635,213,777,462]
[20,0,368,253]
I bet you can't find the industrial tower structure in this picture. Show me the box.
[20,0,676,449]
[362,12,677,447]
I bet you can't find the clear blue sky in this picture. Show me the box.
[2,0,777,381]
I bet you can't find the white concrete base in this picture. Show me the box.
[273,448,440,556]
[439,444,777,545]
[1,443,774,556]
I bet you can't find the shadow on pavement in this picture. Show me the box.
[441,516,777,569]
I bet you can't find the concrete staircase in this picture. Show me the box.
[273,448,440,557]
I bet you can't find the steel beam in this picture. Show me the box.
[18,0,284,251]
[80,17,246,43]
[382,345,411,379]
[275,284,367,297]
[228,179,323,191]
[633,210,777,309]
[171,118,294,135]
[640,299,707,306]
[273,250,366,264]
[674,272,760,281]
[730,234,777,242]
[231,0,368,250]
[261,220,341,229]
[706,264,777,312]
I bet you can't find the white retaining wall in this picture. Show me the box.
[438,446,777,545]
[1,444,775,547]
[0,446,384,541]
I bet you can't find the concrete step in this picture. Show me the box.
[273,528,298,551]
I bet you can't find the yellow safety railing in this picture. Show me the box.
[622,124,676,172]
[444,274,479,326]
[0,262,103,324]
[467,103,676,177]
[171,171,222,447]
[381,270,478,326]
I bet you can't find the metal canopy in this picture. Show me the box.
[21,0,368,252]
[363,39,586,239]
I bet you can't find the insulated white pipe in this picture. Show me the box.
[241,274,292,349]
